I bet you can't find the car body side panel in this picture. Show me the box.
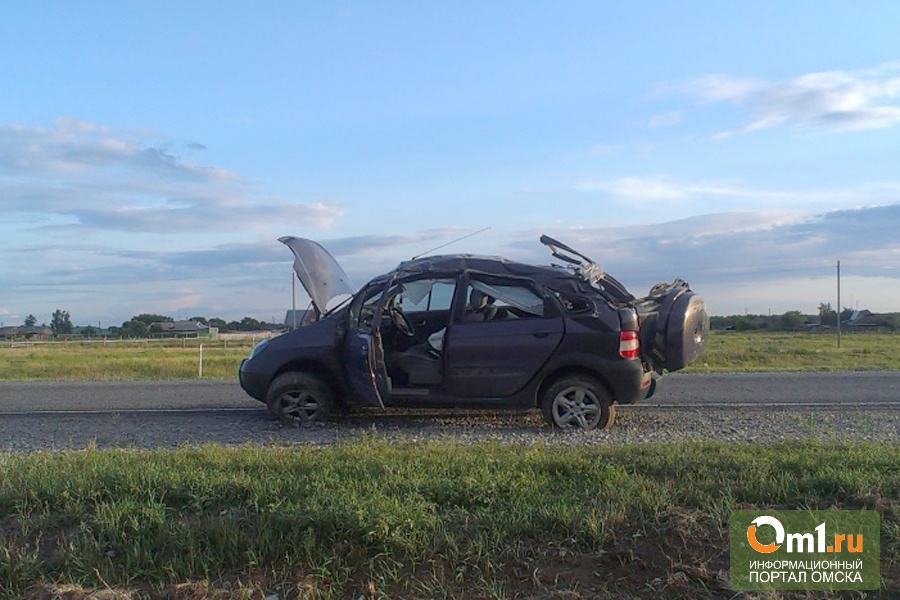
[534,351,648,405]
[526,311,649,405]
[238,316,347,403]
[444,316,564,397]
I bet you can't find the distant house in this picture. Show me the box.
[0,325,53,340]
[843,310,880,331]
[150,320,210,338]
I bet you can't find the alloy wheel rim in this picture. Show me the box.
[552,385,602,429]
[280,390,319,422]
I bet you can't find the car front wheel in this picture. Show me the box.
[266,372,335,426]
[541,375,615,430]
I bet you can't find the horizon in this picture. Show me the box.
[3,290,893,332]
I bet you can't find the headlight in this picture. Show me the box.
[248,338,270,359]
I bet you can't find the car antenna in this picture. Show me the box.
[411,226,491,260]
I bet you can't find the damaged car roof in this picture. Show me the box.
[282,235,636,313]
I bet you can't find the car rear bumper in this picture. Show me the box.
[604,359,653,405]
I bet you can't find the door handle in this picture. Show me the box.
[533,330,551,338]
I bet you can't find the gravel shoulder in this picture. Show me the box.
[1,404,897,452]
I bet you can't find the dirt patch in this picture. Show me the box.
[487,508,732,599]
[22,585,135,600]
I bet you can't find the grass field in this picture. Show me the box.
[0,331,898,381]
[685,331,900,372]
[1,439,897,599]
[0,338,256,380]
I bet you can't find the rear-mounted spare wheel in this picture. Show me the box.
[642,282,709,371]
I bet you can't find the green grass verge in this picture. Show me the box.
[684,331,900,372]
[0,332,898,381]
[1,440,897,598]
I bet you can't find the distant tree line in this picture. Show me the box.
[6,310,284,339]
[16,310,74,334]
[710,302,900,331]
[109,314,282,338]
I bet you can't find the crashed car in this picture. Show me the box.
[239,235,708,430]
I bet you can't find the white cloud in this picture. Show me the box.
[572,175,900,220]
[586,143,619,156]
[575,176,781,202]
[670,62,900,137]
[647,110,683,128]
[0,118,341,233]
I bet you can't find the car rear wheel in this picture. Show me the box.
[266,372,334,426]
[541,375,615,430]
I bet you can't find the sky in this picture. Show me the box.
[2,2,900,327]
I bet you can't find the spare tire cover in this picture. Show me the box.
[657,291,709,371]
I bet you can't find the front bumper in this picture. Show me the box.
[238,358,270,403]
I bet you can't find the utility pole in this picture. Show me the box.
[836,259,841,349]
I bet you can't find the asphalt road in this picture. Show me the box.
[0,371,898,414]
[645,371,900,407]
[0,379,253,414]
[0,372,897,451]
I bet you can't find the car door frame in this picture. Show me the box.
[341,277,395,408]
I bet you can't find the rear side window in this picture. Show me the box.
[463,279,547,320]
[552,290,592,314]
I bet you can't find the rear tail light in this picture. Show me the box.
[619,330,639,359]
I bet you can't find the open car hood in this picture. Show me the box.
[278,236,355,315]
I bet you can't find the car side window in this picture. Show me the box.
[397,279,456,313]
[551,290,592,314]
[461,280,546,321]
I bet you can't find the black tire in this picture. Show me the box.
[540,375,615,430]
[266,372,335,426]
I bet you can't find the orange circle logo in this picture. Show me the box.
[747,516,784,554]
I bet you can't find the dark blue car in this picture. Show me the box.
[239,235,708,430]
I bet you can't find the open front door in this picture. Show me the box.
[342,331,388,408]
[341,281,393,408]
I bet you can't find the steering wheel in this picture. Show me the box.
[390,305,415,337]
